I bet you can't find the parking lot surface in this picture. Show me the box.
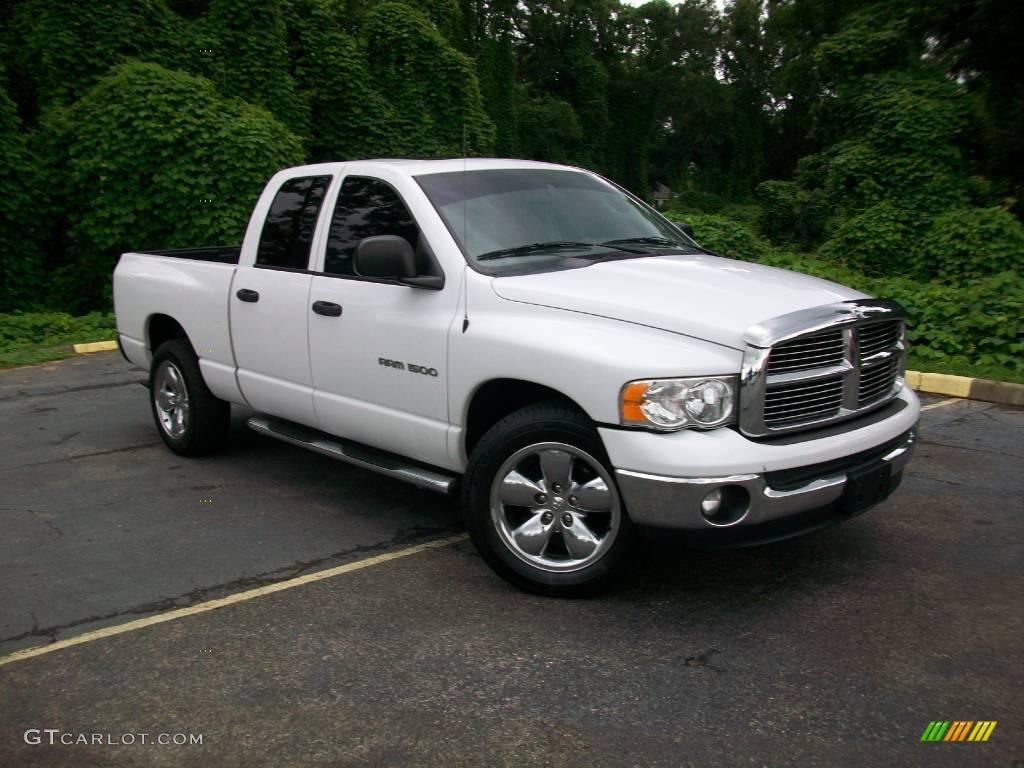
[1,352,1021,766]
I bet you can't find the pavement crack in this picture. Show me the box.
[0,442,161,472]
[904,472,963,487]
[1,506,63,544]
[52,431,80,446]
[917,437,1024,461]
[0,522,463,648]
[0,379,146,402]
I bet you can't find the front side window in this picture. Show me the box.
[324,177,421,276]
[416,169,698,276]
[256,175,332,270]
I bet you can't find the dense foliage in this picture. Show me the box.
[0,0,1020,373]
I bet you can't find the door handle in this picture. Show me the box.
[311,300,342,317]
[236,288,260,303]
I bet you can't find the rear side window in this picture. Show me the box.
[256,175,332,269]
[324,177,420,276]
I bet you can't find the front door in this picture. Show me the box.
[308,175,460,469]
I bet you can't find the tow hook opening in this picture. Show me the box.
[700,485,750,527]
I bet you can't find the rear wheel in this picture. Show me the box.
[150,339,230,456]
[462,402,632,596]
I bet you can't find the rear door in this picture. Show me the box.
[307,175,460,469]
[230,173,333,427]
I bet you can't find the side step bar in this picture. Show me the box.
[247,416,455,494]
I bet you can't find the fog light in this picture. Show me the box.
[701,488,722,515]
[700,485,750,527]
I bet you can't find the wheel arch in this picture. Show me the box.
[147,314,191,355]
[463,378,593,458]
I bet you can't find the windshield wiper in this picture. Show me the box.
[476,240,644,261]
[600,236,685,248]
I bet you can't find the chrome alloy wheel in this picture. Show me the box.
[489,442,622,573]
[153,360,190,439]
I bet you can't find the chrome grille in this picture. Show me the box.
[764,374,844,427]
[858,353,899,407]
[767,329,844,374]
[859,321,901,359]
[739,300,907,437]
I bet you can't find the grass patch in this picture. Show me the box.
[0,311,117,369]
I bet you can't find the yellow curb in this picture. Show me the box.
[906,369,1024,407]
[72,340,119,354]
[915,371,972,398]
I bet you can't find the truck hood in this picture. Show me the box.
[490,254,867,350]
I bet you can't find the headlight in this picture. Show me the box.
[620,376,737,430]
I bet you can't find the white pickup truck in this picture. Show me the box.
[114,159,919,594]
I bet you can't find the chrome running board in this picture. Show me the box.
[247,416,455,494]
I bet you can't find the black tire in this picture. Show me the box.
[462,401,633,596]
[149,338,230,456]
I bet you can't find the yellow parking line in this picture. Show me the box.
[921,398,960,412]
[0,534,467,669]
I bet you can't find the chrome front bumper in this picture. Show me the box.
[616,429,916,531]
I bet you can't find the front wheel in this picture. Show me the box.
[462,402,633,596]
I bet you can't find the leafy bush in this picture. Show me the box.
[206,0,307,134]
[294,8,397,161]
[0,73,44,313]
[42,62,304,313]
[755,180,826,247]
[8,0,191,109]
[818,202,923,276]
[0,311,116,352]
[362,2,494,156]
[663,189,728,215]
[760,252,1023,373]
[666,212,767,261]
[865,271,1023,370]
[913,206,1024,282]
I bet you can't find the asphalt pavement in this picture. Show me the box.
[0,351,1021,767]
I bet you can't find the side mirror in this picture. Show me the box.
[354,235,416,279]
[678,222,695,239]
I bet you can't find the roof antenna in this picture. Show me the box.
[461,122,470,333]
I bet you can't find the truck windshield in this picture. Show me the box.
[416,169,699,275]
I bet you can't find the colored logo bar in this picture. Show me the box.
[920,721,997,742]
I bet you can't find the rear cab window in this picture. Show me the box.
[256,175,332,270]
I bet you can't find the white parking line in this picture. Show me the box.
[921,398,961,412]
[0,534,468,669]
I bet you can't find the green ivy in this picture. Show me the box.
[42,62,304,313]
[0,71,44,312]
[362,3,494,157]
[818,202,923,277]
[665,212,768,262]
[913,206,1024,282]
[755,180,826,248]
